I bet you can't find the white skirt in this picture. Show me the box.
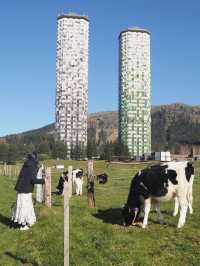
[11,193,36,226]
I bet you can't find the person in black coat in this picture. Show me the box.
[11,152,45,230]
[15,153,44,193]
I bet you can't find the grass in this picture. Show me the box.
[0,160,200,265]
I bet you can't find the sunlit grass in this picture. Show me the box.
[0,161,199,265]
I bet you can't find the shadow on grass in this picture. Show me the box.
[93,208,123,225]
[93,208,175,228]
[52,191,61,195]
[0,213,12,227]
[4,252,39,266]
[147,218,175,227]
[161,210,173,216]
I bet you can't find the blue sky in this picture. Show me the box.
[0,0,199,136]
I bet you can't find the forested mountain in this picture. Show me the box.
[151,103,200,153]
[1,103,200,161]
[87,104,200,154]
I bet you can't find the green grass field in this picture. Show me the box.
[0,160,200,266]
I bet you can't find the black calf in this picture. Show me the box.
[56,171,68,195]
[97,173,108,184]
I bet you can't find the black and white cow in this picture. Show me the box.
[72,169,84,196]
[72,169,83,182]
[96,173,108,184]
[122,161,194,228]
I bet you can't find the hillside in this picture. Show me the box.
[151,103,200,154]
[2,103,200,154]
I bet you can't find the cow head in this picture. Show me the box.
[185,162,194,182]
[122,205,140,226]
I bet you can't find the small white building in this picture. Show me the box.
[155,151,171,162]
[56,165,65,170]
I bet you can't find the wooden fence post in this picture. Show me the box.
[0,166,2,176]
[15,165,19,177]
[6,164,8,176]
[8,165,12,177]
[64,165,72,266]
[14,166,18,177]
[36,165,44,203]
[4,163,7,176]
[44,167,51,208]
[68,166,73,198]
[87,160,95,208]
[17,165,20,176]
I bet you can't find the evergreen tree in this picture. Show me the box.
[52,141,68,159]
[87,139,97,159]
[7,144,19,162]
[100,142,114,161]
[0,144,9,162]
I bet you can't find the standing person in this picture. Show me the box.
[11,152,45,230]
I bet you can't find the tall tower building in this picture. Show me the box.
[119,28,151,156]
[55,13,89,158]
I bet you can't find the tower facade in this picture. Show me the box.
[119,28,151,156]
[55,13,89,158]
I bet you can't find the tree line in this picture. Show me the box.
[0,128,129,163]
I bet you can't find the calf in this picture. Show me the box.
[173,162,194,216]
[56,171,68,195]
[122,161,194,228]
[96,173,108,184]
[72,169,83,183]
[72,169,84,196]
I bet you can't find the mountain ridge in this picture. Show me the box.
[2,103,200,154]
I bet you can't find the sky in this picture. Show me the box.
[0,0,200,136]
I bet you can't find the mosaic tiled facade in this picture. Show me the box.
[119,28,151,156]
[55,14,89,158]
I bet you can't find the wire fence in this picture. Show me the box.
[0,164,21,177]
[0,164,63,177]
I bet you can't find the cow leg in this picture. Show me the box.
[142,198,151,228]
[187,191,193,214]
[78,181,83,196]
[177,198,188,228]
[155,202,164,224]
[188,174,194,214]
[76,183,80,195]
[75,182,79,195]
[173,197,179,217]
[75,179,82,196]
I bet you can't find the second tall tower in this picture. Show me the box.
[119,27,151,157]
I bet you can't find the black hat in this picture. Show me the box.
[27,152,38,161]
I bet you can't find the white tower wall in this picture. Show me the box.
[55,14,89,158]
[119,28,151,156]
